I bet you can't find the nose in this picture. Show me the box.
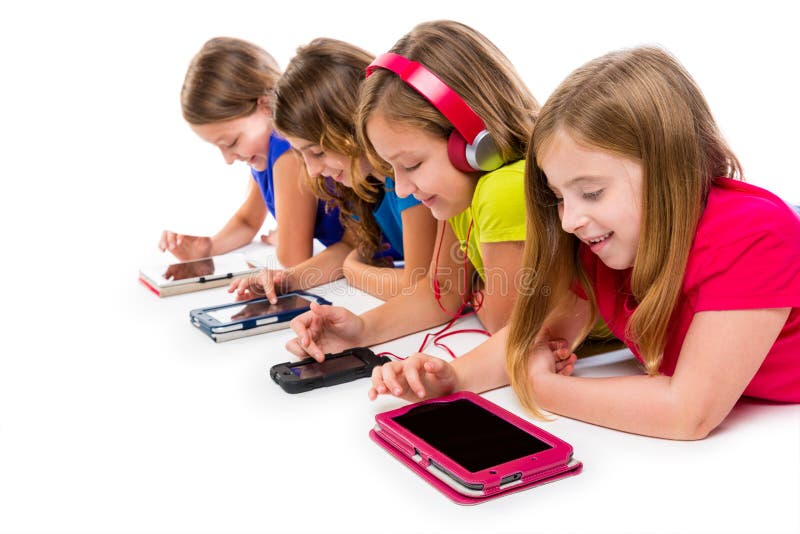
[392,171,417,198]
[560,199,588,234]
[219,147,237,165]
[302,155,324,178]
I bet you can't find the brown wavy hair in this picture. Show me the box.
[355,20,539,177]
[181,37,281,124]
[506,46,743,417]
[274,38,386,264]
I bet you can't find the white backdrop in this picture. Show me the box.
[0,2,798,533]
[1,0,797,269]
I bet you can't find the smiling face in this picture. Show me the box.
[282,135,373,188]
[365,113,476,220]
[539,128,644,270]
[189,101,272,172]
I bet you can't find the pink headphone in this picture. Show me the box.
[365,52,504,173]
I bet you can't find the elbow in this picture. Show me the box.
[343,265,359,290]
[665,404,720,441]
[277,248,311,268]
[671,421,713,441]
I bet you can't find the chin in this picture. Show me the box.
[430,207,455,221]
[599,256,635,271]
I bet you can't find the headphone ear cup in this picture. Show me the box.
[447,130,476,173]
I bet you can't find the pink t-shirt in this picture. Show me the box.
[577,178,800,402]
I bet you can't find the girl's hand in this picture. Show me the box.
[528,338,578,378]
[228,269,287,303]
[159,231,212,261]
[285,303,365,362]
[260,229,279,246]
[368,353,458,402]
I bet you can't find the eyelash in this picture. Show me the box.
[403,163,421,172]
[583,190,603,200]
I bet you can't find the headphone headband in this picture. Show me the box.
[366,52,485,144]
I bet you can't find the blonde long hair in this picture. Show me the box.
[274,38,385,263]
[507,46,743,416]
[356,20,539,175]
[181,37,281,124]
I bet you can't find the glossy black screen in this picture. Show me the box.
[392,398,551,472]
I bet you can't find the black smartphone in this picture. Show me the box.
[270,347,391,394]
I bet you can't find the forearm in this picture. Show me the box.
[344,259,404,301]
[357,279,454,347]
[474,295,515,334]
[450,327,510,393]
[209,215,260,255]
[283,242,352,291]
[534,373,709,440]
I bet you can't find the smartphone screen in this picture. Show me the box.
[289,353,365,379]
[206,295,310,324]
[391,399,552,472]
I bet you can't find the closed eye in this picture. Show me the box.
[582,189,603,200]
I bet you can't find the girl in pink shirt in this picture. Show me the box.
[369,46,800,440]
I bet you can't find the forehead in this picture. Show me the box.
[539,128,637,185]
[189,117,243,143]
[282,134,316,151]
[366,113,439,157]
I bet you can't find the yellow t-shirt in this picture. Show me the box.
[448,160,527,279]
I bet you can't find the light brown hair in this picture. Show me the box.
[274,38,386,263]
[181,37,281,124]
[507,46,742,416]
[355,20,539,175]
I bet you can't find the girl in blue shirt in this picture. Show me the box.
[160,37,344,270]
[230,38,436,302]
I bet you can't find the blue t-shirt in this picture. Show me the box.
[250,131,344,247]
[372,177,421,260]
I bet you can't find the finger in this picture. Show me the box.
[554,348,570,361]
[285,337,311,358]
[381,363,407,397]
[422,356,449,377]
[264,285,278,305]
[404,359,428,399]
[166,232,177,250]
[371,366,389,396]
[298,332,325,362]
[563,354,578,374]
[159,230,168,251]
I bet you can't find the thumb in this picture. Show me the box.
[423,357,448,376]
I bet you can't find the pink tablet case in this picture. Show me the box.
[370,391,583,505]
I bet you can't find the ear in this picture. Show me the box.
[257,95,273,117]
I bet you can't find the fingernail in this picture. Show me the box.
[417,390,425,398]
[394,388,402,395]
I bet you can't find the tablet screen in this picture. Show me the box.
[140,253,254,286]
[206,295,310,324]
[392,398,552,472]
[289,353,364,379]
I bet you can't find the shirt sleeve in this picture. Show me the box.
[689,199,800,312]
[472,162,527,243]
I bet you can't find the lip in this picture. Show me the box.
[584,231,613,253]
[416,194,437,208]
[330,171,345,183]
